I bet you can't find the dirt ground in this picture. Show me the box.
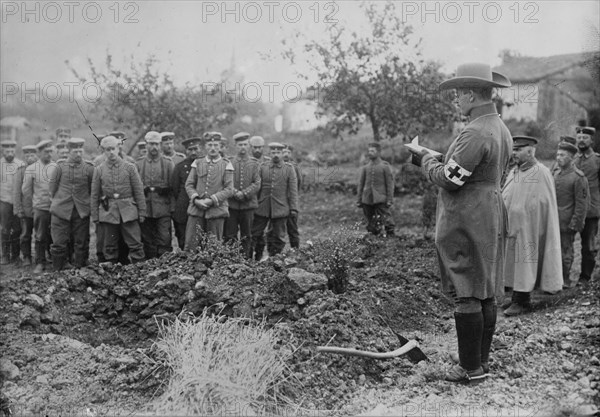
[1,188,599,416]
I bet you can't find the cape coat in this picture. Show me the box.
[421,103,512,299]
[502,160,563,293]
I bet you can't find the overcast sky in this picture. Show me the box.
[2,0,599,101]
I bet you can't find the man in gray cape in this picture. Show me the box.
[409,63,512,383]
[502,136,563,315]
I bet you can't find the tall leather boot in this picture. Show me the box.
[254,243,265,262]
[445,312,486,382]
[33,241,45,274]
[0,239,9,265]
[481,299,497,374]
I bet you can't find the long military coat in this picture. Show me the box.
[49,157,95,220]
[421,103,512,299]
[255,161,298,219]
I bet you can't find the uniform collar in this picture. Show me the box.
[369,157,382,164]
[518,157,537,172]
[579,148,594,158]
[205,155,222,163]
[270,159,283,167]
[236,154,250,161]
[146,154,161,162]
[107,156,123,167]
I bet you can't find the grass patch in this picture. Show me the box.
[152,311,296,415]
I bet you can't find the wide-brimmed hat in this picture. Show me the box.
[440,63,511,90]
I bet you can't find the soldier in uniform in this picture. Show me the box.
[22,140,56,273]
[553,141,590,288]
[356,142,395,237]
[252,142,299,259]
[160,132,186,165]
[249,136,270,163]
[13,145,38,266]
[55,127,71,161]
[409,63,512,382]
[574,126,600,285]
[137,141,147,159]
[0,140,24,265]
[185,132,234,248]
[171,137,203,250]
[282,144,302,248]
[224,132,261,258]
[93,130,134,264]
[48,138,95,270]
[136,131,175,259]
[91,136,146,264]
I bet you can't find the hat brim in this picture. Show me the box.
[440,71,511,90]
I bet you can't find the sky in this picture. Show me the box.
[1,0,599,103]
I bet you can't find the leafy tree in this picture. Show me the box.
[68,54,237,152]
[282,1,455,141]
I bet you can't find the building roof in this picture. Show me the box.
[494,52,599,83]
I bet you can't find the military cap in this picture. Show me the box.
[560,135,576,145]
[144,131,162,144]
[22,144,37,152]
[36,139,54,150]
[576,126,596,136]
[182,137,203,148]
[283,144,294,151]
[512,136,538,148]
[558,142,578,155]
[67,138,86,148]
[160,132,176,141]
[249,136,265,147]
[367,142,381,150]
[233,132,251,142]
[137,141,147,149]
[110,131,128,141]
[1,139,17,148]
[100,135,120,148]
[268,142,285,150]
[203,131,223,142]
[56,127,71,136]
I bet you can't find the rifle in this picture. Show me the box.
[74,99,101,145]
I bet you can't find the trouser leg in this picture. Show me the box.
[50,213,70,271]
[155,216,173,257]
[206,218,225,241]
[375,203,395,235]
[223,209,240,244]
[141,218,158,259]
[71,209,90,268]
[33,209,51,265]
[560,230,575,285]
[267,217,287,256]
[239,209,254,258]
[20,216,33,261]
[580,217,598,281]
[184,216,205,252]
[251,215,269,260]
[173,220,187,250]
[96,222,106,262]
[102,223,120,262]
[286,213,300,248]
[362,204,379,234]
[120,220,145,263]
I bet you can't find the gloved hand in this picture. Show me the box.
[410,148,429,167]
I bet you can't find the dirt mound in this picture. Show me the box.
[0,233,449,413]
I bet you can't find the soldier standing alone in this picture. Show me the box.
[356,142,395,237]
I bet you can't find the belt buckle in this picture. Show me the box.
[113,193,120,199]
[149,187,156,192]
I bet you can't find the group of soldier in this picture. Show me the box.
[0,128,301,273]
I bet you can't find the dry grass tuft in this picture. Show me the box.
[152,311,295,416]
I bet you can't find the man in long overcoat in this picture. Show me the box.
[409,63,512,383]
[502,136,563,315]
